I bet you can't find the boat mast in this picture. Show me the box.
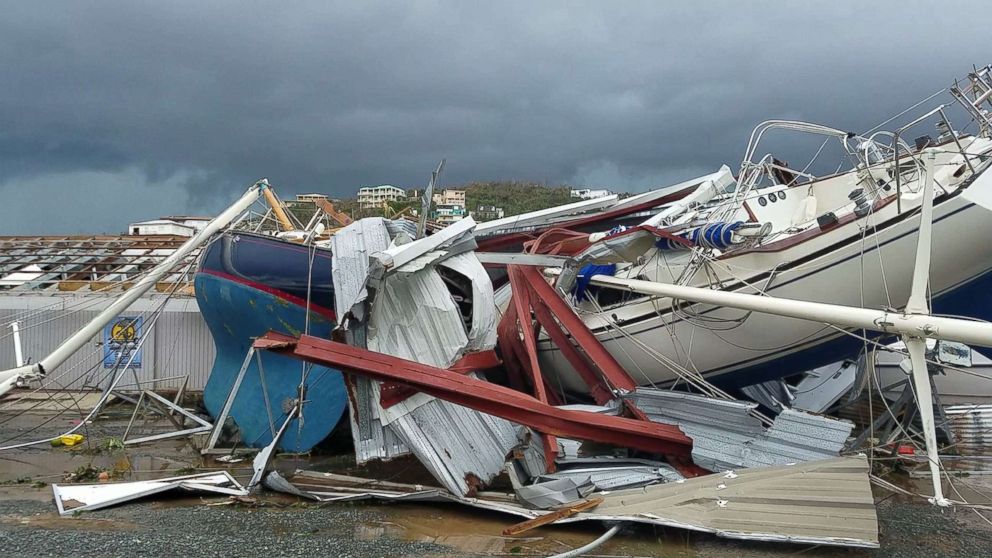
[261,185,297,232]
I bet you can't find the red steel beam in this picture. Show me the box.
[257,333,692,456]
[530,301,614,405]
[507,266,560,470]
[517,265,638,392]
[508,266,550,403]
[495,303,529,393]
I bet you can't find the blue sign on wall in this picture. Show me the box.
[103,316,142,368]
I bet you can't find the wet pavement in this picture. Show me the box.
[2,402,992,556]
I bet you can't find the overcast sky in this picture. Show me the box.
[2,1,990,234]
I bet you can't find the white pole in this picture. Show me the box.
[10,322,23,367]
[0,180,266,391]
[903,149,949,505]
[582,273,992,349]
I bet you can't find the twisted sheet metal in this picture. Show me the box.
[626,388,852,471]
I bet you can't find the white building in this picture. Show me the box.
[570,188,613,200]
[295,193,329,203]
[127,216,211,237]
[432,189,466,206]
[358,185,405,209]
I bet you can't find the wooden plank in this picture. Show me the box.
[502,497,604,536]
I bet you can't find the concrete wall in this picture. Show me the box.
[0,296,215,391]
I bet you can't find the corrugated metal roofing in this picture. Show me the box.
[626,388,852,471]
[0,297,213,391]
[945,404,992,471]
[383,393,521,496]
[537,459,683,491]
[330,219,411,463]
[626,389,765,471]
[329,218,392,324]
[366,246,518,496]
[742,408,854,467]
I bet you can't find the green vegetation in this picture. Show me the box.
[463,181,573,219]
[328,181,576,223]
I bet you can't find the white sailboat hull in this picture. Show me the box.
[539,166,992,391]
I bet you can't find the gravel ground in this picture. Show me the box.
[0,497,456,558]
[873,499,992,558]
[2,492,991,557]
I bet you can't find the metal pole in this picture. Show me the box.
[10,322,23,367]
[203,347,255,453]
[583,273,992,348]
[903,149,949,505]
[0,181,265,385]
[938,107,976,176]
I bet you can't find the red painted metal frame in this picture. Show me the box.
[515,265,639,393]
[379,349,502,409]
[255,333,692,456]
[498,265,706,477]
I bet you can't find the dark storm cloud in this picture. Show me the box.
[1,1,990,233]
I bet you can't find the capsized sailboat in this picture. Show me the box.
[537,67,992,393]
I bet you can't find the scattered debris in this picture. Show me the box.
[267,456,878,547]
[52,472,248,516]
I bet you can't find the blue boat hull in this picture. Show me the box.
[195,232,346,452]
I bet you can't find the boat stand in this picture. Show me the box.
[121,383,213,446]
[200,346,279,456]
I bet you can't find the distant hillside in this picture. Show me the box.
[463,181,573,218]
[323,180,596,222]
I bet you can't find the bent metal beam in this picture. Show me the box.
[253,333,692,456]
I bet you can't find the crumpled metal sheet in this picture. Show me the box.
[330,218,411,463]
[740,378,794,412]
[626,389,765,471]
[384,218,417,240]
[335,216,520,496]
[52,472,247,516]
[626,389,851,471]
[945,404,992,471]
[380,380,522,496]
[330,218,393,325]
[368,263,468,368]
[742,408,854,468]
[513,476,596,509]
[437,253,497,352]
[345,374,411,464]
[539,457,684,491]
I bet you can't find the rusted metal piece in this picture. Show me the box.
[257,333,692,456]
[502,497,604,536]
